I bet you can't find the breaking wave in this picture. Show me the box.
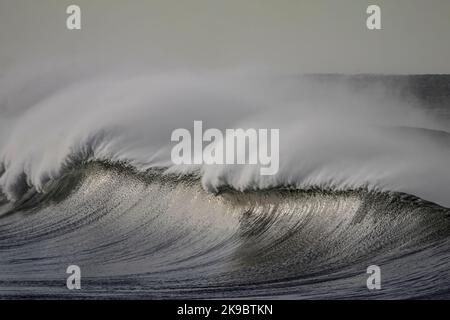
[0,72,450,206]
[0,71,449,298]
[0,163,449,299]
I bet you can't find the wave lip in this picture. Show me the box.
[1,73,450,208]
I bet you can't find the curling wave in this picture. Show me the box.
[1,72,450,207]
[0,72,449,299]
[0,162,449,299]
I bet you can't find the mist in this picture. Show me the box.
[0,70,449,208]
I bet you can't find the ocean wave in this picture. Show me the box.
[1,72,450,207]
[0,162,448,298]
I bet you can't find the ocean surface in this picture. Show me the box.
[0,73,449,299]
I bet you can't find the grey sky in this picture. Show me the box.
[1,0,449,73]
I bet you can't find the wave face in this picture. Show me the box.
[0,73,449,299]
[0,163,448,299]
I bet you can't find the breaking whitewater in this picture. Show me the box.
[0,72,449,299]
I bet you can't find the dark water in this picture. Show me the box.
[0,163,449,299]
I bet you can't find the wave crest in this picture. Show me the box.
[1,72,450,207]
